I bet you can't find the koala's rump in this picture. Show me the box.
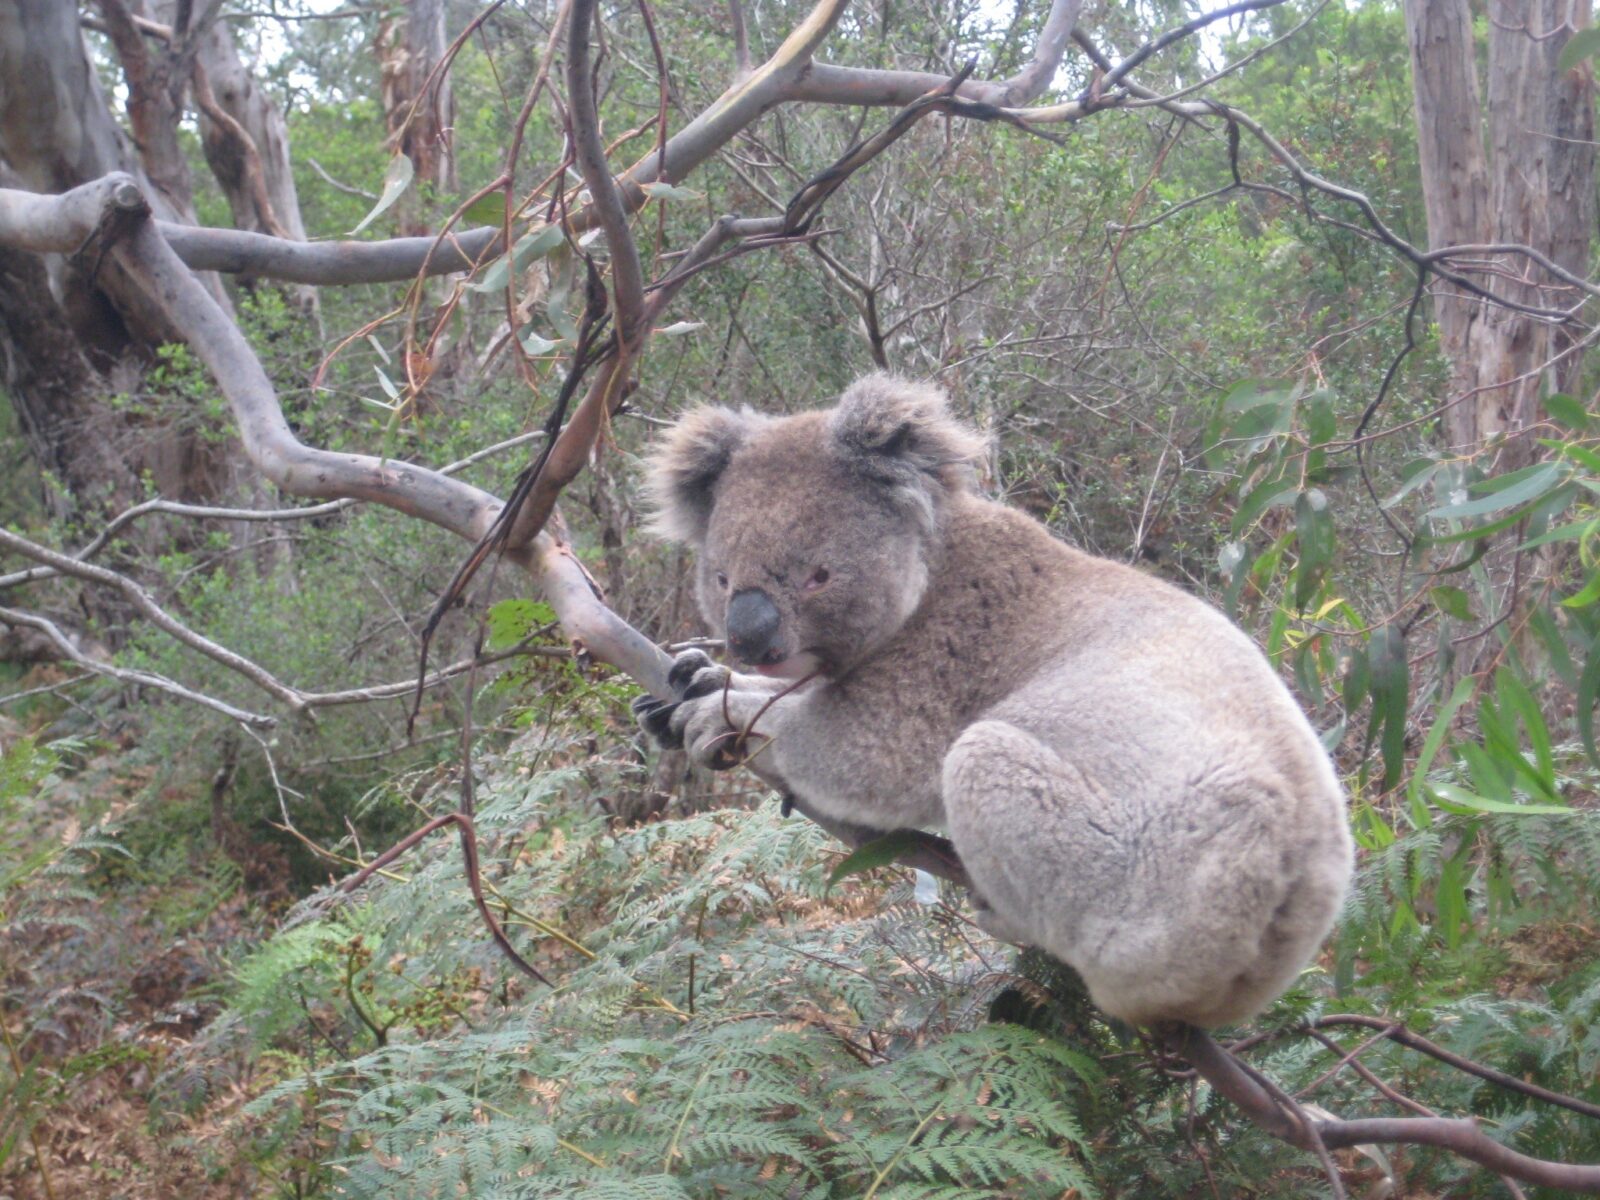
[943,585,1351,1028]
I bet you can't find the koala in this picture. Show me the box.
[634,375,1353,1029]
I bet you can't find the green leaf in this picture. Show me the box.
[1408,677,1474,806]
[468,223,566,294]
[1382,458,1440,509]
[1427,782,1572,817]
[1563,569,1600,609]
[826,831,932,888]
[1428,585,1474,621]
[1558,441,1600,473]
[546,246,579,342]
[1203,380,1294,469]
[1424,505,1542,545]
[1558,25,1600,73]
[349,154,414,236]
[373,365,401,401]
[1427,461,1565,520]
[1580,629,1600,770]
[1531,607,1579,688]
[518,328,567,356]
[1496,668,1555,796]
[487,598,557,650]
[1367,626,1409,791]
[1341,644,1370,713]
[1517,516,1600,551]
[1293,488,1334,611]
[1230,478,1295,536]
[1543,392,1592,432]
[464,192,508,226]
[1304,390,1337,448]
[641,181,703,203]
[1459,739,1516,804]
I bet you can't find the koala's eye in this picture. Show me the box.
[715,571,730,590]
[803,567,831,593]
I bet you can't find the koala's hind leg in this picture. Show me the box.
[942,720,1140,1017]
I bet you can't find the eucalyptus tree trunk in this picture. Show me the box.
[0,0,307,521]
[0,0,182,515]
[191,19,306,245]
[377,0,457,236]
[1405,0,1595,469]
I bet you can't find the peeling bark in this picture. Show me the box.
[1405,0,1595,463]
[377,0,456,235]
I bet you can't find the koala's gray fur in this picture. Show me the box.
[637,375,1353,1028]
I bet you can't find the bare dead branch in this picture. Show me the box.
[1310,1014,1600,1121]
[306,156,378,200]
[1096,0,1287,94]
[339,809,551,984]
[0,527,307,711]
[0,673,95,708]
[0,429,547,592]
[727,0,751,74]
[0,605,274,727]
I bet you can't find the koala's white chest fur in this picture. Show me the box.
[644,375,1354,1029]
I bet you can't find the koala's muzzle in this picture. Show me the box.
[726,588,783,664]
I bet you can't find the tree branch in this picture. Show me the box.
[0,527,307,711]
[0,604,274,727]
[567,0,646,343]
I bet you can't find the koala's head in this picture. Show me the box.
[645,374,986,679]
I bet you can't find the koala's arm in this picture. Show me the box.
[635,650,948,829]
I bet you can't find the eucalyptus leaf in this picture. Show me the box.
[468,224,566,294]
[349,154,414,236]
[519,328,567,356]
[1426,461,1565,520]
[1428,782,1572,817]
[464,192,508,226]
[1543,392,1591,433]
[1428,585,1473,621]
[1557,25,1600,73]
[1580,628,1600,770]
[826,831,932,888]
[1293,488,1334,610]
[641,180,704,203]
[1563,569,1600,610]
[1367,626,1409,791]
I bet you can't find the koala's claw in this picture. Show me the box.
[667,649,719,697]
[632,693,684,749]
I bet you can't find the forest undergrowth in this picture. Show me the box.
[10,672,1600,1198]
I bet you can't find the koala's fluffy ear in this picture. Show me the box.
[645,405,761,543]
[829,374,988,492]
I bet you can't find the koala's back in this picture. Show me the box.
[925,494,1352,1027]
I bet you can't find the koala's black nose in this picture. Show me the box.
[726,588,781,663]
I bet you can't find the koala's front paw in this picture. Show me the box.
[666,648,731,700]
[632,649,739,765]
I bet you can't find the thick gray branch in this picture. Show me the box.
[159,220,502,283]
[790,0,1081,107]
